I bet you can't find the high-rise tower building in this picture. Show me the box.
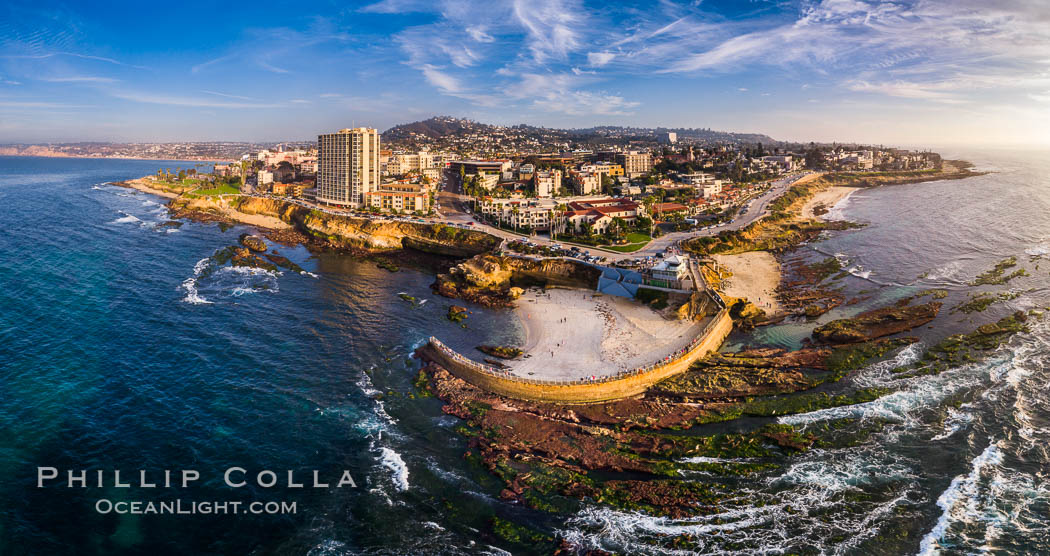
[317,127,380,207]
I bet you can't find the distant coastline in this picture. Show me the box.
[0,151,235,163]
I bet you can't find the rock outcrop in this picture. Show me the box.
[169,195,501,257]
[238,233,267,252]
[432,254,602,307]
[812,302,942,344]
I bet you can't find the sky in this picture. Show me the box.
[1,0,1049,147]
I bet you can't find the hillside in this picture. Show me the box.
[382,116,777,152]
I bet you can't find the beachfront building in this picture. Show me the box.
[478,197,556,231]
[534,169,562,198]
[363,182,430,213]
[271,182,307,197]
[560,198,643,235]
[317,127,381,207]
[644,255,692,289]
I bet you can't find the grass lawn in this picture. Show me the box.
[601,231,651,252]
[604,242,647,253]
[191,183,241,196]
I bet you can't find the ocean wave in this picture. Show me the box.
[931,405,975,441]
[379,447,410,492]
[823,191,856,221]
[180,258,213,304]
[109,212,141,225]
[775,449,917,493]
[918,442,1002,555]
[919,260,967,286]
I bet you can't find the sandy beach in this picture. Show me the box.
[507,288,703,380]
[802,186,857,219]
[712,252,782,315]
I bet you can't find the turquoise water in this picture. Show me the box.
[0,156,527,554]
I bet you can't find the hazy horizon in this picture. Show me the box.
[2,1,1049,147]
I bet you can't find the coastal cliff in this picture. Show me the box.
[168,195,500,257]
[432,254,603,306]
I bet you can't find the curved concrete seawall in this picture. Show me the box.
[421,309,734,404]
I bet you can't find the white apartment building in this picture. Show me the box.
[317,127,381,207]
[477,197,556,231]
[534,169,562,198]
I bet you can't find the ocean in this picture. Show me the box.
[1,152,1048,555]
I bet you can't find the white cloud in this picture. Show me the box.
[511,0,584,63]
[466,25,495,43]
[420,64,463,93]
[1030,91,1050,102]
[587,51,615,67]
[201,90,258,101]
[41,76,119,83]
[111,91,283,109]
[532,90,639,116]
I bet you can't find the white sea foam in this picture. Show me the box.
[180,258,213,304]
[379,447,410,492]
[918,442,1002,555]
[110,212,141,225]
[921,260,966,285]
[931,405,974,441]
[306,540,347,556]
[823,190,856,221]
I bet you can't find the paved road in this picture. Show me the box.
[468,171,818,262]
[240,170,815,264]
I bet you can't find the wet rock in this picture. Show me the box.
[238,233,267,252]
[812,302,942,344]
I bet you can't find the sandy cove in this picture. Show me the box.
[508,288,702,381]
[712,252,782,316]
[802,185,859,219]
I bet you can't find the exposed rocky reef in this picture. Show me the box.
[812,302,941,344]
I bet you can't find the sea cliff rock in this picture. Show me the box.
[432,254,602,307]
[168,195,501,257]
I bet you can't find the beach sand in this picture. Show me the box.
[803,186,857,219]
[508,288,703,380]
[712,252,782,315]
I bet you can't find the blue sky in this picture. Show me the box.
[1,0,1048,146]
